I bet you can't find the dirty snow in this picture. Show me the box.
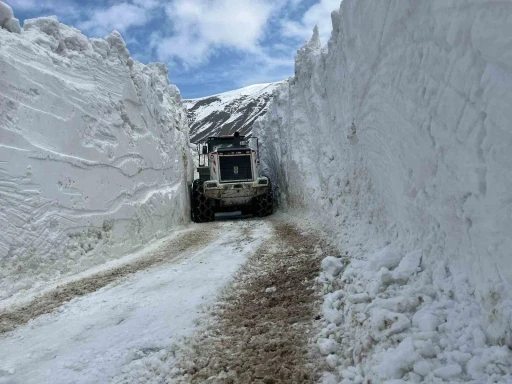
[0,220,271,384]
[120,218,325,384]
[0,9,190,300]
[254,0,512,382]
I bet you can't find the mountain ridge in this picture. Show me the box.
[185,81,286,143]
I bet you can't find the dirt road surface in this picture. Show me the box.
[0,216,328,384]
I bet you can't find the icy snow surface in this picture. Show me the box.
[0,11,191,300]
[254,0,512,382]
[0,221,271,383]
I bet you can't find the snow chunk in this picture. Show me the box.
[472,326,486,348]
[321,256,344,280]
[318,338,339,355]
[375,337,420,379]
[323,308,343,325]
[412,310,441,332]
[0,1,20,33]
[369,308,411,341]
[347,292,371,304]
[105,30,130,63]
[368,247,403,271]
[3,17,20,33]
[392,250,422,282]
[448,350,472,364]
[309,25,322,50]
[321,372,339,384]
[432,364,462,379]
[325,354,338,369]
[0,1,13,25]
[24,16,60,38]
[412,360,431,377]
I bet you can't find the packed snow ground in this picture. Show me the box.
[111,217,327,384]
[0,5,191,300]
[0,220,271,384]
[254,0,512,382]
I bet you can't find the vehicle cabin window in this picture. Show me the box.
[208,137,247,152]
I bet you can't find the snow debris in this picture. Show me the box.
[412,360,431,377]
[326,354,339,369]
[321,256,344,281]
[318,338,339,356]
[0,11,191,300]
[374,337,419,379]
[367,246,403,272]
[254,0,512,382]
[0,0,13,23]
[322,372,339,384]
[412,310,441,333]
[3,16,20,33]
[433,364,463,379]
[265,286,277,293]
[392,250,422,282]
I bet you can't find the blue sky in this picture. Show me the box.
[6,0,341,98]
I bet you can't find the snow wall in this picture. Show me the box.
[0,9,191,299]
[255,0,512,372]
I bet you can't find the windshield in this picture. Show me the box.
[207,137,247,152]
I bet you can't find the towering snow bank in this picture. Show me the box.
[254,0,512,381]
[0,11,190,299]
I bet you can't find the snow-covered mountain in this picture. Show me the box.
[185,82,285,143]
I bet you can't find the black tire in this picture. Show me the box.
[240,206,253,216]
[191,180,215,223]
[253,180,274,217]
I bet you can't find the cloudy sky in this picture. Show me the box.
[6,0,341,98]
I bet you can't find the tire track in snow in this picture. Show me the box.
[170,220,326,384]
[0,225,216,335]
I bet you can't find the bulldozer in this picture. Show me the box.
[191,132,273,222]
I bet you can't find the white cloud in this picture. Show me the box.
[282,0,341,44]
[7,0,44,10]
[8,0,342,96]
[156,0,275,66]
[7,0,77,20]
[132,0,160,9]
[78,2,151,36]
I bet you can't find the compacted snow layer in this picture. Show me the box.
[0,10,190,299]
[254,0,512,382]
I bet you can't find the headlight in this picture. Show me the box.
[205,182,217,188]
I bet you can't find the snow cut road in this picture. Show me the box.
[0,219,272,384]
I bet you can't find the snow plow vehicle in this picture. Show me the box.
[191,132,273,222]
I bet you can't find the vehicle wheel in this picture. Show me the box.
[240,206,253,216]
[253,180,274,217]
[191,180,215,223]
